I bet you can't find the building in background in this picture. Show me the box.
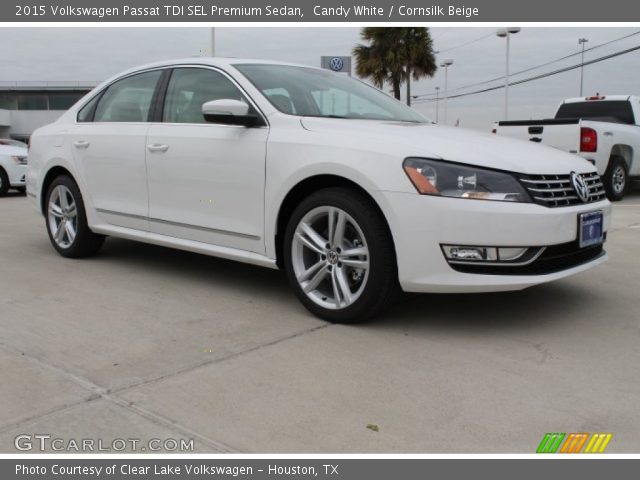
[0,81,97,142]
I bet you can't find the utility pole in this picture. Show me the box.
[435,86,440,123]
[579,37,589,96]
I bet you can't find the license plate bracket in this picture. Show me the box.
[579,211,604,248]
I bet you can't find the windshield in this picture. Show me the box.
[235,64,429,123]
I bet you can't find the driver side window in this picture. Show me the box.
[163,68,249,124]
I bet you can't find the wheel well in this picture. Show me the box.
[610,144,633,171]
[40,166,73,214]
[274,175,393,269]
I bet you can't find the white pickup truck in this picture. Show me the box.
[495,95,640,200]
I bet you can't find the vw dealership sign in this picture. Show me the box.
[321,55,351,74]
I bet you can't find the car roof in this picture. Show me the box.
[119,57,319,75]
[562,95,633,104]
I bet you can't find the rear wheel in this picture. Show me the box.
[283,187,398,323]
[0,168,9,197]
[603,155,628,201]
[45,175,105,258]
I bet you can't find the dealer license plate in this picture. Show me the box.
[579,211,604,248]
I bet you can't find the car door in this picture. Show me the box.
[71,69,163,230]
[145,67,268,253]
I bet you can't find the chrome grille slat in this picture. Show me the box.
[533,195,578,202]
[520,172,605,208]
[527,186,574,193]
[520,178,570,185]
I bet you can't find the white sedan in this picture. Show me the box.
[0,139,28,196]
[27,58,611,322]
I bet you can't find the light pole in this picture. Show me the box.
[579,37,589,96]
[210,27,216,56]
[496,27,520,120]
[439,59,454,125]
[435,86,440,123]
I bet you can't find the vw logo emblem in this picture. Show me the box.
[570,171,590,203]
[329,57,344,72]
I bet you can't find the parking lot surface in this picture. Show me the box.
[1,188,639,453]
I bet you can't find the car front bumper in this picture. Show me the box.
[7,163,27,187]
[382,191,611,293]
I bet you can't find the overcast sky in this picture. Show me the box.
[1,27,639,130]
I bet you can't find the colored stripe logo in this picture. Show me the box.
[537,433,612,453]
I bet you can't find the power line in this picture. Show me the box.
[415,30,640,99]
[435,32,495,54]
[413,43,640,104]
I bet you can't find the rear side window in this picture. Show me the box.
[77,94,100,122]
[555,100,635,125]
[163,68,249,124]
[93,70,162,122]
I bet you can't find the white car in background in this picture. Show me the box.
[27,58,611,322]
[0,139,28,196]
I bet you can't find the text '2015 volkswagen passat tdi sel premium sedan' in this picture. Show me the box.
[27,58,611,322]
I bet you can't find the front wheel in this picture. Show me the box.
[283,187,399,323]
[0,168,9,197]
[603,156,629,201]
[45,175,105,258]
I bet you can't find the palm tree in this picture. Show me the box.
[353,27,437,106]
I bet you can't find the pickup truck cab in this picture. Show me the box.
[495,95,640,200]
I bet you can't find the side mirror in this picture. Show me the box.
[201,99,263,127]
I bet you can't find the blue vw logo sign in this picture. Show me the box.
[329,57,344,72]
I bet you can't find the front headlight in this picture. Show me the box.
[403,157,531,203]
[11,155,28,165]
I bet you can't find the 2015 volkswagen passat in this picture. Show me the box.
[27,59,611,322]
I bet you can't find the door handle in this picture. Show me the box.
[73,140,90,149]
[147,143,169,153]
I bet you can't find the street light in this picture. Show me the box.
[496,27,520,120]
[435,86,441,123]
[579,37,589,96]
[439,59,454,125]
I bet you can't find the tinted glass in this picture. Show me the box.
[94,70,161,122]
[163,68,248,123]
[17,94,48,110]
[556,100,635,124]
[236,64,428,123]
[77,94,100,122]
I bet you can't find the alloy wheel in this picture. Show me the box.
[612,165,626,194]
[48,185,78,249]
[291,206,370,310]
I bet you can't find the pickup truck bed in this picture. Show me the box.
[495,95,640,200]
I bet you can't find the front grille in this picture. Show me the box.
[519,172,606,207]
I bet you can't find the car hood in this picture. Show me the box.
[300,118,595,175]
[0,145,28,157]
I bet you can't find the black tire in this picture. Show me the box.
[603,155,629,201]
[283,187,399,323]
[45,175,105,258]
[0,168,9,197]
